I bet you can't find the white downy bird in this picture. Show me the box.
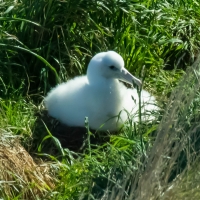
[45,51,157,131]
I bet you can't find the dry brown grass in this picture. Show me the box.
[161,161,200,200]
[0,129,56,199]
[135,54,200,200]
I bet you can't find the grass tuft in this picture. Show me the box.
[0,130,56,199]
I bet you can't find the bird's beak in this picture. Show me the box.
[119,68,142,87]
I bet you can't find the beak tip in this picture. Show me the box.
[133,78,142,88]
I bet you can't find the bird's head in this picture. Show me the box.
[87,51,141,87]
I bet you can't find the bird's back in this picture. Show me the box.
[45,76,90,126]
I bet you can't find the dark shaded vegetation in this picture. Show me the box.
[1,0,199,99]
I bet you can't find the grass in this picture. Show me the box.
[0,0,200,199]
[0,130,55,199]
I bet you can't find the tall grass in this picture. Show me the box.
[0,0,200,199]
[1,0,200,97]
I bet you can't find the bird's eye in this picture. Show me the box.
[109,66,117,70]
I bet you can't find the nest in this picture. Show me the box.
[34,109,113,153]
[0,130,55,199]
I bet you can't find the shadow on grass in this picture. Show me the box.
[32,109,115,155]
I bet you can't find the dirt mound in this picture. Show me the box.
[0,130,55,199]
